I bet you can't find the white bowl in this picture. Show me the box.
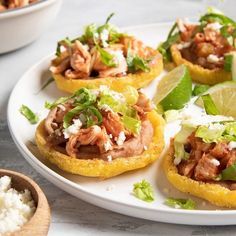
[0,0,62,54]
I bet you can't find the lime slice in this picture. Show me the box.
[195,81,236,118]
[153,65,192,111]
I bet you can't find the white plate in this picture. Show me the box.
[8,23,236,225]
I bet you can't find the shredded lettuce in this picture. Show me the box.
[121,86,139,105]
[200,11,236,26]
[19,105,39,124]
[164,109,181,122]
[165,197,196,210]
[56,37,73,57]
[74,88,97,106]
[157,23,180,62]
[98,92,125,114]
[133,180,155,202]
[195,124,225,143]
[63,105,102,128]
[79,13,123,47]
[79,23,98,44]
[174,125,195,162]
[195,122,236,143]
[45,88,96,110]
[44,96,70,110]
[96,45,117,67]
[126,46,150,73]
[46,87,142,135]
[121,115,141,135]
[220,164,236,181]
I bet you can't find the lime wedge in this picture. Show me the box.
[153,65,192,111]
[195,81,236,118]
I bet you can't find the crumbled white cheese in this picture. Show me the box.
[210,158,220,166]
[63,118,82,139]
[104,141,112,152]
[99,85,109,92]
[228,141,236,151]
[0,176,36,235]
[208,123,225,130]
[115,131,126,146]
[182,115,234,127]
[207,54,220,63]
[99,85,125,103]
[107,155,113,162]
[90,89,100,97]
[139,88,145,94]
[206,22,222,32]
[110,90,126,102]
[110,50,125,65]
[99,104,113,112]
[100,29,109,47]
[57,104,66,111]
[109,134,113,139]
[176,42,191,50]
[144,145,148,151]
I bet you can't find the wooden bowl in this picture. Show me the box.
[0,169,51,236]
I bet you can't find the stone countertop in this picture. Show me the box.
[1,0,236,235]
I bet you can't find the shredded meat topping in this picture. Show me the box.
[50,35,155,79]
[177,21,235,69]
[44,91,154,161]
[176,132,236,189]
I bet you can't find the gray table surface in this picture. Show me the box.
[1,0,236,235]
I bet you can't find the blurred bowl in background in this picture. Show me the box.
[0,0,62,54]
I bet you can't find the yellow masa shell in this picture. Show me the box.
[35,110,165,179]
[170,44,231,85]
[163,143,236,208]
[52,49,163,93]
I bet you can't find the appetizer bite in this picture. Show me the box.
[164,115,236,207]
[0,0,38,11]
[158,9,236,85]
[50,14,163,93]
[35,86,165,178]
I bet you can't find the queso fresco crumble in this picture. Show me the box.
[0,176,36,235]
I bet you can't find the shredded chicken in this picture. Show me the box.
[66,125,113,157]
[45,103,72,135]
[92,47,127,77]
[50,34,153,79]
[65,118,153,160]
[102,111,126,138]
[69,40,91,75]
[45,92,154,160]
[176,132,236,188]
